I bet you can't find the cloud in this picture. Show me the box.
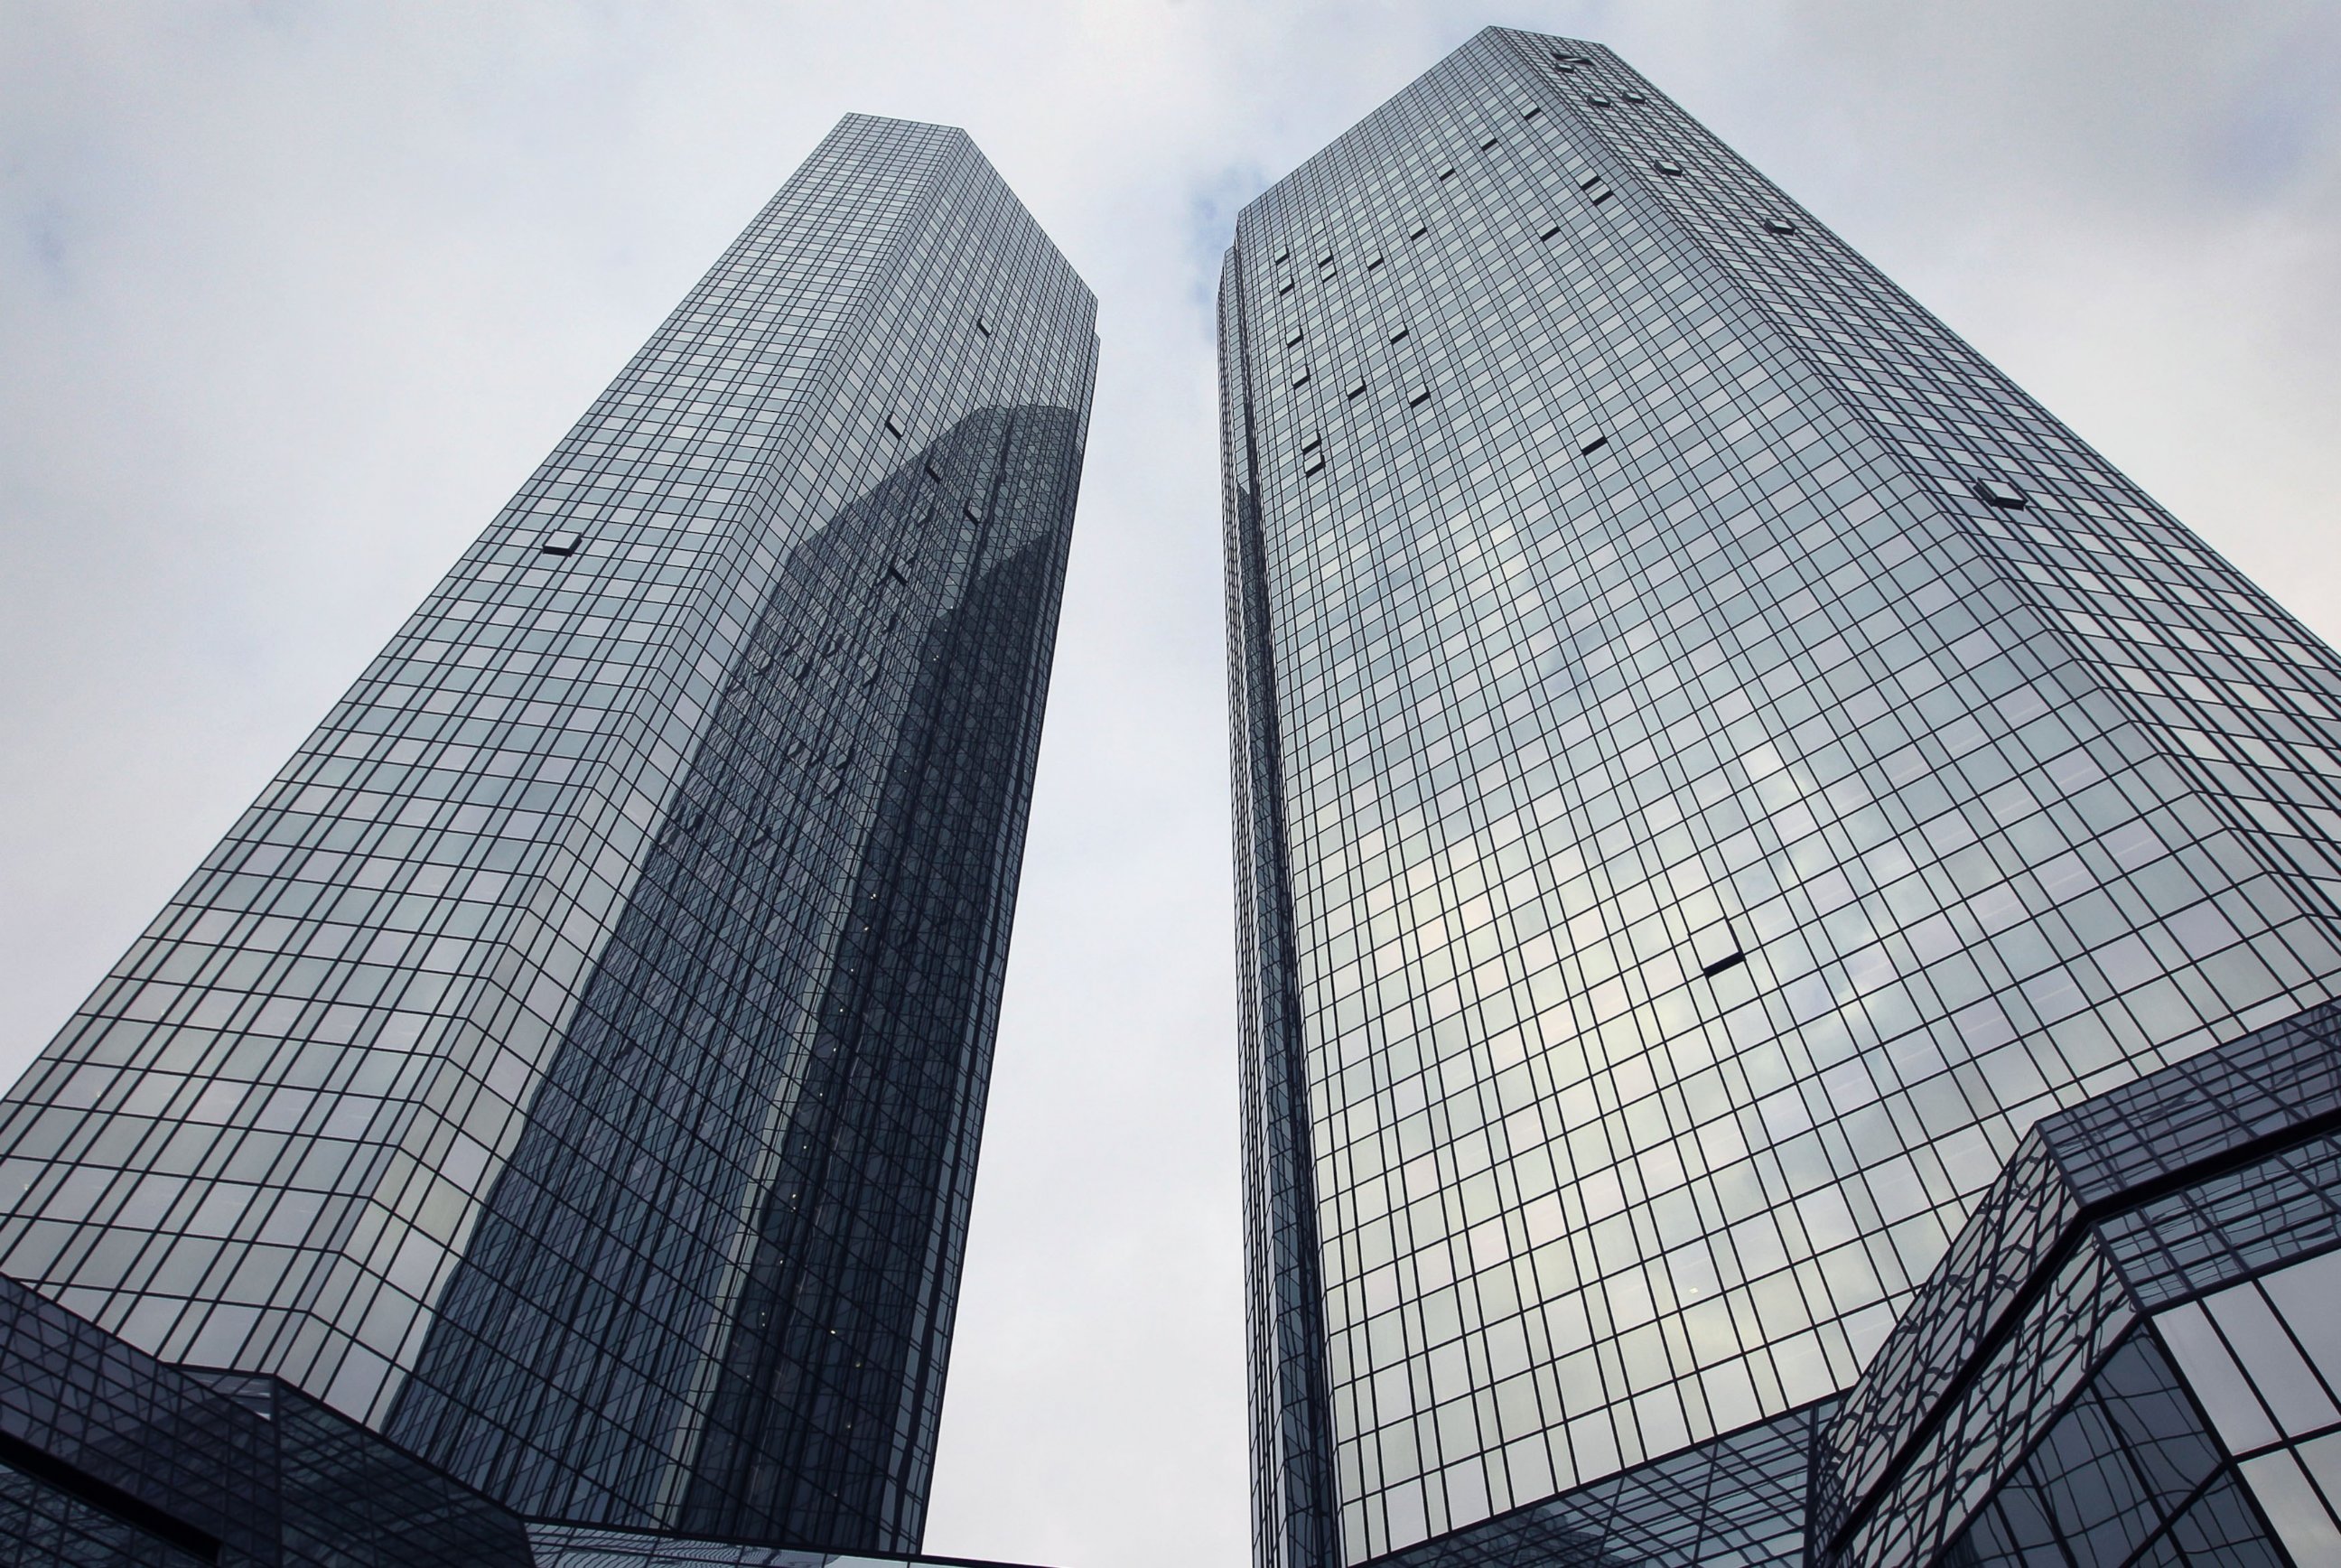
[0,4,2335,1567]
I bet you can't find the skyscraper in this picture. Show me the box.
[0,113,1095,1563]
[1223,29,2341,1568]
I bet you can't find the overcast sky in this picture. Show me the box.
[2,4,2337,1566]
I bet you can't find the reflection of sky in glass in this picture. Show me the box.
[1224,28,2341,1565]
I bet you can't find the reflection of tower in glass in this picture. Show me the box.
[1223,28,2341,1568]
[396,402,1087,1550]
[0,113,1095,1556]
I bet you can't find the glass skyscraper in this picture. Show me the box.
[1222,29,2341,1568]
[0,113,1095,1564]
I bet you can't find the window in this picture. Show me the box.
[1588,95,1614,107]
[1439,167,1457,181]
[539,533,580,556]
[1408,387,1431,407]
[1279,279,1295,294]
[1387,327,1409,343]
[884,416,904,439]
[1654,159,1684,176]
[1622,91,1647,104]
[975,315,991,337]
[1480,135,1498,151]
[1764,218,1797,234]
[1346,380,1366,400]
[1304,453,1326,476]
[1292,368,1311,387]
[1409,222,1428,239]
[1275,246,1291,262]
[1580,435,1609,454]
[1973,478,2029,509]
[1523,106,1543,119]
[1367,255,1385,270]
[1540,223,1562,241]
[1286,329,1305,347]
[1702,951,1747,977]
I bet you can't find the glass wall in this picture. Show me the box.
[1221,28,2341,1565]
[0,114,1095,1552]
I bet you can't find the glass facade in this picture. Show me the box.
[1820,996,2341,1568]
[523,1524,1049,1568]
[0,112,1095,1555]
[0,1268,537,1566]
[1219,28,2341,1568]
[1,1257,1066,1566]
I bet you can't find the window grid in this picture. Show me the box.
[1220,28,2341,1566]
[0,114,1097,1553]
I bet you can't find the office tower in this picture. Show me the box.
[1222,28,2341,1568]
[0,112,1095,1563]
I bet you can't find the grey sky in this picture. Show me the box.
[1,4,2336,1567]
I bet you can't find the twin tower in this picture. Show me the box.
[5,30,2339,1568]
